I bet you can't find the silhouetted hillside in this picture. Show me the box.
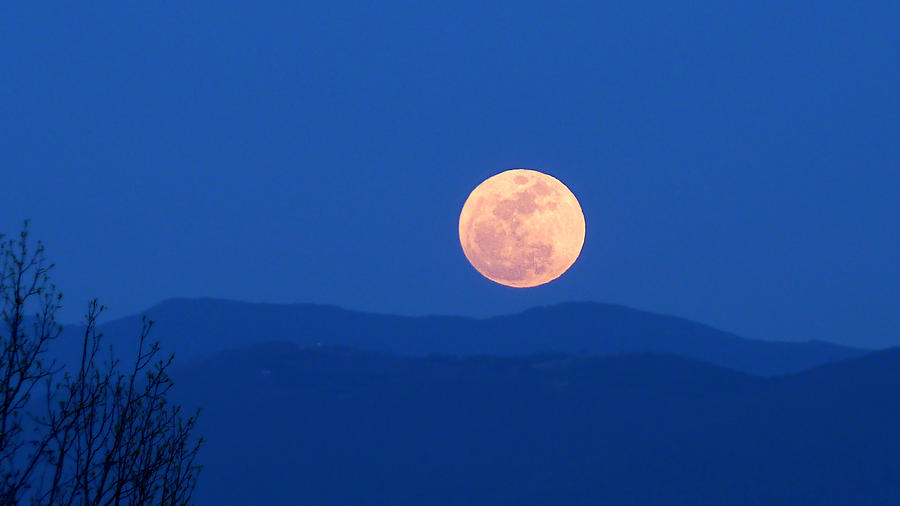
[172,344,899,506]
[63,298,865,376]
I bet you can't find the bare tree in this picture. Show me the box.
[0,222,202,505]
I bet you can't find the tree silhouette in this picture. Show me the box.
[0,223,201,505]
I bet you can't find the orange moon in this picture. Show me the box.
[458,169,585,288]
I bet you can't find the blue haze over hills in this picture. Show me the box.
[61,298,866,376]
[42,299,900,504]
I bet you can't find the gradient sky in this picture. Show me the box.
[2,1,898,348]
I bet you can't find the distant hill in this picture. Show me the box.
[174,343,900,506]
[61,298,865,376]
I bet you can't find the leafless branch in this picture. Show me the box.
[0,222,202,505]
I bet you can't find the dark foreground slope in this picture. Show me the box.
[175,344,899,506]
[72,298,864,375]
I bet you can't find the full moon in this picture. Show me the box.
[459,169,585,288]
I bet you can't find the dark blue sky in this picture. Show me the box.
[1,2,897,347]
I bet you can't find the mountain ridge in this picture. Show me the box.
[54,297,869,376]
